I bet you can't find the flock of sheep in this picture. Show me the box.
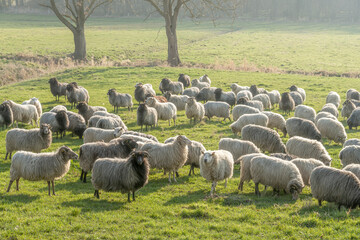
[1,74,360,209]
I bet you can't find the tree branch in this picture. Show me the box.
[65,0,78,21]
[145,0,165,18]
[63,14,77,24]
[45,0,76,33]
[85,0,112,21]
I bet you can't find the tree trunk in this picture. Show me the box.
[165,20,180,66]
[73,28,86,60]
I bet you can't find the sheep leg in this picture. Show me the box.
[47,181,51,196]
[16,179,20,191]
[80,170,84,181]
[188,166,192,176]
[5,152,9,160]
[94,190,99,199]
[318,200,322,206]
[255,182,260,196]
[176,171,179,178]
[192,166,195,175]
[127,192,131,202]
[168,120,171,126]
[163,169,166,175]
[174,118,176,126]
[173,171,177,183]
[338,204,342,211]
[238,181,243,191]
[168,172,171,183]
[210,182,214,196]
[83,172,87,183]
[9,152,12,160]
[6,180,13,192]
[51,181,56,195]
[224,179,228,188]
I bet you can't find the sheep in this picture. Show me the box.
[6,146,78,196]
[137,103,158,131]
[339,145,360,167]
[241,124,286,153]
[22,97,42,117]
[286,136,332,166]
[178,74,190,88]
[134,83,156,103]
[66,111,86,139]
[341,100,356,119]
[88,115,102,127]
[290,158,325,185]
[262,111,287,137]
[196,87,217,102]
[199,74,211,85]
[269,153,297,161]
[5,100,39,127]
[249,85,266,97]
[214,88,236,107]
[252,94,272,109]
[140,135,189,182]
[289,85,306,101]
[326,91,341,108]
[343,164,360,180]
[279,92,295,114]
[199,150,233,196]
[343,138,360,148]
[165,136,206,176]
[122,131,158,142]
[118,135,156,148]
[236,90,253,101]
[237,153,264,190]
[218,138,261,163]
[204,101,231,122]
[96,117,127,130]
[317,118,346,144]
[315,112,338,126]
[230,83,249,95]
[76,102,107,124]
[349,99,360,107]
[346,89,360,100]
[66,82,89,108]
[230,113,268,135]
[185,97,205,124]
[236,97,264,111]
[39,111,69,138]
[321,103,339,117]
[294,105,316,122]
[79,138,138,183]
[285,117,321,141]
[163,92,189,111]
[310,166,360,209]
[159,78,183,95]
[145,93,167,103]
[289,91,303,106]
[267,90,281,106]
[83,127,125,143]
[0,102,13,129]
[92,151,150,201]
[145,97,177,126]
[182,87,200,98]
[250,156,304,199]
[232,105,260,121]
[50,105,67,113]
[191,79,210,90]
[5,124,52,160]
[48,77,67,101]
[107,88,133,112]
[347,107,360,130]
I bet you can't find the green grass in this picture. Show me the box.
[0,66,360,239]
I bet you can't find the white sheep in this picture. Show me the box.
[50,105,67,113]
[230,83,250,95]
[343,164,360,180]
[107,88,133,112]
[96,116,127,130]
[252,94,272,109]
[290,158,325,185]
[346,88,359,100]
[285,117,321,141]
[267,90,281,106]
[230,113,268,135]
[339,145,360,167]
[238,153,264,190]
[232,105,260,121]
[5,100,39,127]
[236,90,253,101]
[289,85,306,101]
[289,91,304,106]
[204,101,231,121]
[321,103,339,117]
[182,87,200,98]
[218,138,260,163]
[294,105,316,122]
[164,92,189,111]
[343,138,360,148]
[185,97,205,124]
[145,97,177,126]
[191,79,210,90]
[199,74,211,85]
[22,97,42,117]
[317,118,347,144]
[326,91,341,108]
[236,97,264,111]
[314,112,338,126]
[83,127,125,143]
[262,111,287,137]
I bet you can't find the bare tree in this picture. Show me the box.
[41,0,112,60]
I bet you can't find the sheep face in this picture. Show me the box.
[107,89,116,96]
[288,181,304,200]
[48,78,58,84]
[40,124,52,135]
[145,97,156,107]
[132,151,149,165]
[76,102,88,111]
[59,146,78,162]
[191,79,199,85]
[237,97,248,105]
[202,151,215,164]
[121,139,138,151]
[230,84,237,92]
[113,127,124,138]
[186,97,196,106]
[29,97,39,104]
[289,85,298,91]
[163,92,171,100]
[74,124,86,139]
[66,83,76,92]
[161,78,171,88]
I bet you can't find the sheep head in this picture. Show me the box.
[163,92,171,100]
[113,127,124,138]
[202,151,216,164]
[48,77,58,84]
[288,180,304,201]
[40,123,52,135]
[76,102,88,112]
[145,97,156,107]
[59,146,78,162]
[289,85,298,91]
[131,151,149,165]
[107,88,116,96]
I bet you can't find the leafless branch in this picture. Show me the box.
[145,0,165,17]
[65,0,78,21]
[85,0,112,21]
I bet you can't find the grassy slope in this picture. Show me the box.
[0,66,360,239]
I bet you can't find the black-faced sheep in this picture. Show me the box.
[39,111,69,138]
[341,100,356,119]
[137,103,158,131]
[279,92,295,114]
[134,83,156,103]
[0,102,13,129]
[285,117,321,141]
[107,88,133,112]
[249,85,267,97]
[317,118,346,144]
[204,101,231,122]
[185,97,205,124]
[76,102,107,124]
[178,74,190,88]
[48,77,67,101]
[66,82,90,108]
[145,97,177,126]
[214,88,236,107]
[196,87,217,102]
[159,78,184,95]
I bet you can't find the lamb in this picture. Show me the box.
[66,82,90,108]
[199,150,234,196]
[289,91,303,106]
[122,131,158,142]
[39,111,69,138]
[326,91,341,108]
[76,102,107,124]
[290,158,325,185]
[286,136,332,166]
[145,97,177,126]
[241,124,286,153]
[232,105,260,121]
[315,112,338,126]
[269,153,297,161]
[134,83,156,103]
[343,138,360,148]
[79,138,138,183]
[50,105,67,113]
[5,124,52,160]
[165,136,206,176]
[294,105,316,122]
[191,79,210,90]
[145,93,167,103]
[22,97,42,117]
[279,92,295,114]
[249,85,267,97]
[310,166,360,209]
[163,92,189,111]
[178,74,190,88]
[66,111,86,139]
[321,103,339,117]
[182,87,200,98]
[236,90,253,101]
[317,118,346,144]
[236,97,264,111]
[285,117,321,141]
[341,100,356,119]
[230,113,268,135]
[140,135,189,182]
[83,127,125,143]
[218,138,261,163]
[289,85,306,101]
[252,94,272,109]
[6,146,78,196]
[339,145,360,167]
[0,102,13,129]
[238,153,264,190]
[91,151,150,201]
[343,164,360,180]
[230,83,250,95]
[107,88,133,112]
[204,101,231,122]
[196,87,217,102]
[267,90,281,107]
[250,156,304,199]
[5,100,39,127]
[48,77,67,101]
[159,78,184,95]
[96,117,127,130]
[347,107,360,130]
[347,89,360,100]
[185,97,205,124]
[262,111,287,137]
[199,74,211,85]
[214,88,236,107]
[137,103,158,131]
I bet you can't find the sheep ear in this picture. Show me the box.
[201,151,204,155]
[211,152,215,156]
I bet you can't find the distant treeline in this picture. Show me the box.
[2,0,360,22]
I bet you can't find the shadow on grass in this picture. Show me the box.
[61,197,126,213]
[0,161,10,173]
[0,193,40,203]
[163,190,207,205]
